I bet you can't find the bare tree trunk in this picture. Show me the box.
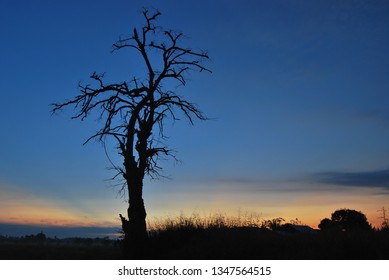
[120,200,147,258]
[120,165,148,258]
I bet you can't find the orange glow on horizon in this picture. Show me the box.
[0,183,119,228]
[1,181,387,230]
[0,203,384,230]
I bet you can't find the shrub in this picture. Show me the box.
[319,209,372,232]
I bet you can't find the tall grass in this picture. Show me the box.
[147,211,264,232]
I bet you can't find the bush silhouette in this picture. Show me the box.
[318,218,333,231]
[319,209,372,232]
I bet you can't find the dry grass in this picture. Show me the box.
[2,212,388,259]
[147,211,264,232]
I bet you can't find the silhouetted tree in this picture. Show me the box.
[319,209,372,232]
[52,9,210,258]
[318,218,334,231]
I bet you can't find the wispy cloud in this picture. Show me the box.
[311,169,389,189]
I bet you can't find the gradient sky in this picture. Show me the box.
[1,0,389,237]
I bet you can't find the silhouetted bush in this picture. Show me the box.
[319,209,372,232]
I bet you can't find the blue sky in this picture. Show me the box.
[1,0,389,236]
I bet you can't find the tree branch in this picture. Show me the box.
[52,8,210,184]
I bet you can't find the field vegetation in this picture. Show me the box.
[1,211,388,259]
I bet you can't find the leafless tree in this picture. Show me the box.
[52,9,210,257]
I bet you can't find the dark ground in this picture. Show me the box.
[1,228,388,260]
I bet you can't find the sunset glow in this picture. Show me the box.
[1,179,386,232]
[1,0,389,238]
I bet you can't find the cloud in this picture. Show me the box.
[312,169,389,189]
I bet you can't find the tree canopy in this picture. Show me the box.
[319,209,372,232]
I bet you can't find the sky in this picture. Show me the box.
[1,0,389,237]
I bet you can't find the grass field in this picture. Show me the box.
[1,214,388,260]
